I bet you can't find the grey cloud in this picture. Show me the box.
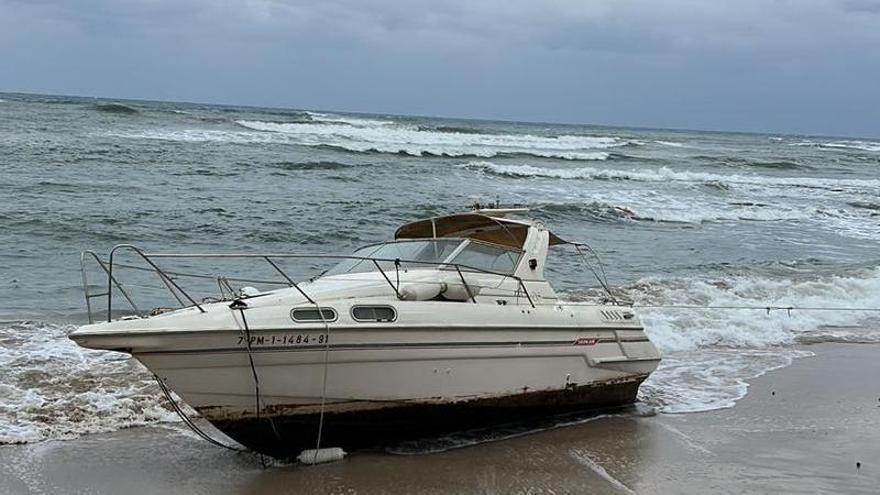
[1,0,878,136]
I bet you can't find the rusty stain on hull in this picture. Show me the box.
[199,374,648,458]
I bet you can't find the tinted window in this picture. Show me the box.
[352,306,397,322]
[290,308,337,322]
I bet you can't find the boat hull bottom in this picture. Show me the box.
[201,374,648,459]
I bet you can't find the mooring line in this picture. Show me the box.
[312,298,333,464]
[232,299,283,468]
[154,374,247,453]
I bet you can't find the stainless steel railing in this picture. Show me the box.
[81,244,538,324]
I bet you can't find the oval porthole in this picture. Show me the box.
[351,305,397,322]
[290,307,337,322]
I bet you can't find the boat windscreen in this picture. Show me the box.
[325,239,464,275]
[450,241,521,274]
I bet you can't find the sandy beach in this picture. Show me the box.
[1,342,877,494]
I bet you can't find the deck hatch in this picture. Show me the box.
[290,307,337,322]
[351,305,397,322]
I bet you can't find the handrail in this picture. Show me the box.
[372,259,402,300]
[81,250,143,324]
[108,244,205,322]
[454,265,477,303]
[263,256,315,305]
[86,243,539,324]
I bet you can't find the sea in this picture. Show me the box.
[2,92,880,446]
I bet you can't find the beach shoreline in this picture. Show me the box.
[2,342,877,494]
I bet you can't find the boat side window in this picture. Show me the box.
[450,241,521,274]
[290,307,337,322]
[351,305,397,322]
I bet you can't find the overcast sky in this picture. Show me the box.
[2,0,879,137]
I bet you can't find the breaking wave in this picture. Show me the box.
[233,119,627,160]
[564,266,880,413]
[639,349,813,413]
[270,160,351,171]
[460,160,880,191]
[791,140,880,152]
[416,124,486,135]
[0,320,176,444]
[101,109,638,160]
[537,200,817,225]
[654,140,686,148]
[622,268,880,413]
[628,268,880,352]
[93,103,139,115]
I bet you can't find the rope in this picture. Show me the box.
[231,299,282,468]
[153,374,246,453]
[311,298,333,464]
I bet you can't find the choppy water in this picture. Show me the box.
[2,92,880,444]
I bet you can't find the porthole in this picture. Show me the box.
[290,307,337,322]
[351,305,397,322]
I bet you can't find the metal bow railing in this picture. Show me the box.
[81,243,539,323]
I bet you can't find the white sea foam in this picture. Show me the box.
[234,119,624,159]
[630,268,880,352]
[107,124,619,160]
[304,111,395,128]
[791,140,880,152]
[0,321,177,444]
[619,268,880,413]
[639,349,813,413]
[460,160,880,190]
[654,140,687,148]
[104,111,630,161]
[547,198,819,224]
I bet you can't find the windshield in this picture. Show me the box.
[325,239,523,276]
[325,239,464,275]
[451,241,522,274]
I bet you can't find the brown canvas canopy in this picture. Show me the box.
[395,213,567,249]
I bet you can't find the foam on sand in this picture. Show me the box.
[0,320,176,444]
[621,268,880,412]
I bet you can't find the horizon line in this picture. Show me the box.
[1,89,876,142]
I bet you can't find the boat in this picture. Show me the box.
[69,207,661,458]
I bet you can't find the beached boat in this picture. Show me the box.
[69,208,661,458]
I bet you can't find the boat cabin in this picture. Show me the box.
[327,210,565,282]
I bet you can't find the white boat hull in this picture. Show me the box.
[71,213,664,457]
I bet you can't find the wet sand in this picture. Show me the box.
[2,343,878,494]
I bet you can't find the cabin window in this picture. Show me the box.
[351,305,397,322]
[290,307,337,322]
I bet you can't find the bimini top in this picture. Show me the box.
[394,211,568,249]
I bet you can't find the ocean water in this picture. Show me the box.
[2,92,880,445]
